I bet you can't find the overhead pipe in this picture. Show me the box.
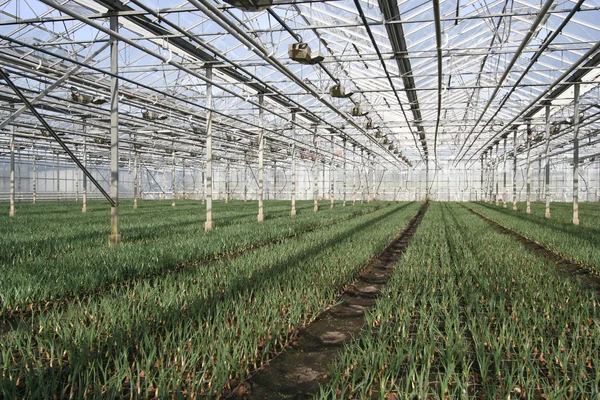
[454,0,557,164]
[432,0,442,161]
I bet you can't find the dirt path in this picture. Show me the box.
[233,203,429,399]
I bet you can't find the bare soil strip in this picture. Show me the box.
[233,202,429,399]
[463,204,600,294]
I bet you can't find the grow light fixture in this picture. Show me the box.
[142,110,168,121]
[70,86,106,105]
[330,84,353,98]
[350,106,367,117]
[366,120,377,130]
[288,43,324,65]
[223,0,272,12]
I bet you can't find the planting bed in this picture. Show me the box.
[0,201,422,398]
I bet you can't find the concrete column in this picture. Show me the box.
[171,151,176,207]
[201,169,205,205]
[544,105,551,219]
[204,64,214,231]
[572,81,580,225]
[512,129,518,211]
[133,149,138,209]
[9,117,15,217]
[108,12,120,245]
[503,137,507,208]
[291,143,296,216]
[257,94,265,222]
[330,141,334,209]
[537,158,542,202]
[342,139,347,207]
[82,136,87,212]
[526,122,532,214]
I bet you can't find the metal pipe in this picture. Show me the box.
[82,135,87,212]
[134,147,138,209]
[171,151,176,207]
[291,142,296,216]
[313,139,319,213]
[330,141,334,209]
[353,144,357,205]
[32,154,37,204]
[343,139,347,207]
[108,12,120,245]
[495,142,499,205]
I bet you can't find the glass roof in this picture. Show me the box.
[0,0,599,170]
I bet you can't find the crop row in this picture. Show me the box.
[468,202,600,274]
[0,202,423,398]
[320,203,600,399]
[0,200,389,314]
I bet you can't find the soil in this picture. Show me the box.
[233,202,429,399]
[463,204,600,295]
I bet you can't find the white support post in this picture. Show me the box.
[512,129,518,211]
[182,161,186,200]
[343,139,347,207]
[32,154,37,204]
[162,168,166,200]
[526,122,532,214]
[573,81,580,225]
[544,105,552,219]
[75,168,79,202]
[133,149,138,209]
[9,115,15,217]
[257,94,265,222]
[330,140,334,209]
[82,136,87,212]
[225,160,229,204]
[108,12,120,245]
[205,64,214,231]
[291,143,296,216]
[480,155,484,201]
[171,151,176,207]
[244,153,248,202]
[313,133,319,212]
[56,153,60,200]
[495,143,499,206]
[352,144,357,205]
[503,137,507,208]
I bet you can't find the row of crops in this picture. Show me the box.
[0,199,392,314]
[318,203,600,398]
[0,200,423,397]
[468,201,600,273]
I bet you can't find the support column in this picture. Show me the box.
[291,143,296,216]
[9,117,15,217]
[425,157,429,201]
[75,168,79,202]
[257,94,265,222]
[56,154,60,199]
[526,122,532,214]
[108,12,120,245]
[204,64,214,231]
[225,160,229,204]
[162,168,166,200]
[352,144,357,205]
[82,136,87,212]
[503,137,507,208]
[512,129,518,211]
[544,105,552,219]
[182,161,186,200]
[171,151,176,207]
[480,154,484,201]
[370,155,375,201]
[537,158,542,202]
[244,153,248,202]
[361,150,365,204]
[138,157,143,200]
[133,148,138,209]
[313,133,319,212]
[342,139,347,207]
[273,161,276,202]
[495,143,499,205]
[330,141,334,208]
[573,81,580,225]
[32,155,37,204]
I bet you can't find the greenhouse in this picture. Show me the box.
[1,0,599,398]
